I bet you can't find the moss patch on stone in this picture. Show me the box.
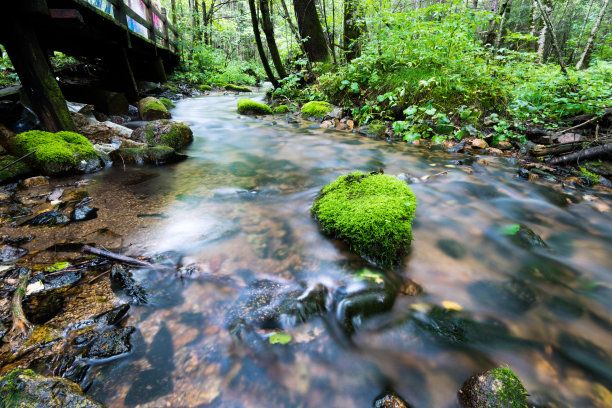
[0,155,33,183]
[109,146,187,166]
[459,366,528,408]
[312,172,417,267]
[237,99,272,115]
[199,84,212,91]
[301,101,333,118]
[133,119,193,150]
[14,131,99,175]
[226,84,252,93]
[138,97,171,121]
[273,105,290,114]
[159,97,176,109]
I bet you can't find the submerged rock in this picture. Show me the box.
[71,206,98,221]
[374,390,413,408]
[23,211,70,226]
[111,265,148,304]
[237,99,272,115]
[0,244,27,263]
[458,366,528,408]
[312,172,417,267]
[132,119,193,150]
[83,326,135,359]
[0,369,104,408]
[138,96,171,121]
[109,146,187,166]
[23,270,82,324]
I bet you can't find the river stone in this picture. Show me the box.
[20,176,49,188]
[458,366,528,408]
[78,121,114,144]
[138,96,171,121]
[109,146,187,166]
[0,244,27,263]
[132,119,193,150]
[24,211,70,226]
[0,369,104,408]
[84,326,135,359]
[469,279,537,313]
[23,270,82,324]
[4,203,32,218]
[510,224,548,250]
[71,206,98,221]
[358,120,387,139]
[437,238,467,259]
[111,265,148,304]
[374,390,413,408]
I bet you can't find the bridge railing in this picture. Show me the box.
[87,0,179,52]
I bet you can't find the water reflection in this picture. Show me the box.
[87,93,612,407]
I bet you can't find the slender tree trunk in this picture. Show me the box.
[576,0,610,70]
[569,0,595,63]
[279,0,305,53]
[343,0,365,61]
[260,0,288,78]
[534,0,567,74]
[484,0,511,45]
[293,0,331,63]
[320,0,337,63]
[472,0,478,8]
[248,0,279,87]
[171,0,177,25]
[536,0,551,59]
[494,0,511,49]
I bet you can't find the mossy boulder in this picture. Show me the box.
[14,131,103,176]
[159,97,176,109]
[226,84,252,93]
[273,105,290,114]
[301,101,333,118]
[109,146,187,166]
[312,172,417,267]
[132,119,193,150]
[359,120,387,139]
[199,84,212,91]
[237,99,272,115]
[138,96,171,121]
[0,369,104,407]
[0,155,33,183]
[458,366,528,408]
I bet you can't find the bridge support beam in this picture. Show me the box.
[114,49,139,102]
[153,56,168,83]
[2,19,76,132]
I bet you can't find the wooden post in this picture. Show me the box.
[161,8,169,47]
[145,1,156,44]
[2,18,76,132]
[116,48,139,101]
[152,56,168,82]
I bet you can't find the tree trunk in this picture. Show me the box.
[248,0,279,87]
[343,0,365,61]
[568,0,595,63]
[535,0,567,74]
[293,0,331,63]
[171,0,177,25]
[472,0,478,9]
[259,0,288,78]
[576,0,610,70]
[494,0,511,49]
[279,0,307,59]
[484,0,511,45]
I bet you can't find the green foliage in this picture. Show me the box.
[579,167,600,184]
[312,172,417,267]
[0,50,18,88]
[0,155,33,183]
[14,130,98,171]
[237,99,272,115]
[273,105,290,114]
[269,332,292,345]
[199,84,212,91]
[301,101,333,118]
[225,84,252,92]
[159,97,176,109]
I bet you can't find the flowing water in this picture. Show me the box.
[85,92,612,407]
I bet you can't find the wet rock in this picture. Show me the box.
[503,224,548,250]
[229,161,256,177]
[70,111,90,128]
[119,138,148,149]
[23,211,70,226]
[0,244,27,263]
[0,369,104,408]
[84,326,135,359]
[358,120,387,139]
[47,189,63,202]
[24,270,82,324]
[138,96,171,121]
[374,390,413,408]
[437,238,467,259]
[4,203,32,218]
[71,206,98,221]
[94,303,130,326]
[469,279,537,313]
[78,121,114,144]
[497,140,512,150]
[110,265,148,304]
[1,235,34,246]
[471,139,488,149]
[109,146,187,166]
[458,366,528,408]
[486,147,503,156]
[20,176,49,188]
[132,119,193,150]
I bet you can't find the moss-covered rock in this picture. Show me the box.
[159,97,176,109]
[237,99,272,115]
[0,369,104,407]
[109,146,187,166]
[312,172,417,267]
[198,84,212,91]
[359,120,387,139]
[301,101,333,118]
[132,119,193,150]
[138,96,171,121]
[458,366,528,408]
[0,155,33,183]
[14,131,102,176]
[226,84,252,93]
[273,105,290,114]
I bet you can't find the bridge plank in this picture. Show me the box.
[49,9,85,23]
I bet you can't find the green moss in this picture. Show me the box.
[273,105,290,114]
[0,155,33,183]
[489,366,528,407]
[137,119,193,150]
[226,84,252,93]
[199,84,212,91]
[13,131,98,175]
[366,120,387,138]
[159,97,176,109]
[237,99,272,115]
[0,369,36,407]
[312,172,417,267]
[579,167,599,184]
[301,101,333,118]
[138,97,170,120]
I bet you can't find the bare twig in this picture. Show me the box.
[82,245,173,272]
[0,148,39,173]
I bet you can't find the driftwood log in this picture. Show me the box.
[82,245,174,272]
[547,143,612,165]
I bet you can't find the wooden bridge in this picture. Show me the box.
[0,0,181,132]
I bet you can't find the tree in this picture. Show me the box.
[343,0,365,61]
[259,0,287,78]
[248,0,279,87]
[576,0,610,70]
[534,0,567,74]
[293,0,331,63]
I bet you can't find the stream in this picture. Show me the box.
[82,91,612,407]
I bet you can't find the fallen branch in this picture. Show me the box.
[547,142,612,165]
[82,245,173,272]
[530,142,583,157]
[553,111,610,138]
[7,269,32,341]
[0,148,39,173]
